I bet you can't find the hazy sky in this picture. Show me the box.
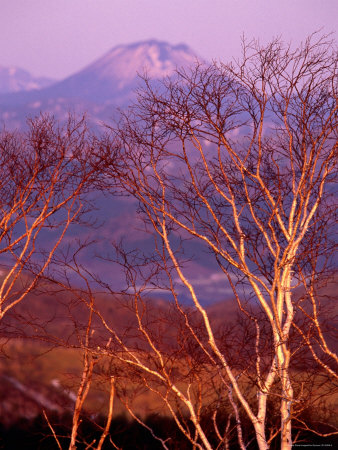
[0,0,336,79]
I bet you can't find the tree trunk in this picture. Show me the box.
[254,421,269,450]
[281,374,293,450]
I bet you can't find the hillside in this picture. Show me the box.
[0,276,240,425]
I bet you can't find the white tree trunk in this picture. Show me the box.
[281,375,293,450]
[278,268,294,450]
[254,420,269,450]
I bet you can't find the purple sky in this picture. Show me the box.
[1,0,336,79]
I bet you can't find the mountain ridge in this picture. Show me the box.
[0,40,200,129]
[0,66,55,95]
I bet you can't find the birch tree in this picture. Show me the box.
[97,34,338,449]
[0,114,103,323]
[51,35,337,449]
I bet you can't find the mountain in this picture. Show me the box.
[0,66,55,95]
[0,40,199,129]
[0,40,221,302]
[45,40,198,103]
[0,41,223,304]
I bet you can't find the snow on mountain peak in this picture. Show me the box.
[85,40,198,84]
[0,40,201,129]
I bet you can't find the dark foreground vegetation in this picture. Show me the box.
[1,410,337,450]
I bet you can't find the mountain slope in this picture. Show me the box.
[49,40,198,103]
[0,40,199,129]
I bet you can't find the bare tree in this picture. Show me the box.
[94,34,337,449]
[0,114,125,448]
[0,114,104,323]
